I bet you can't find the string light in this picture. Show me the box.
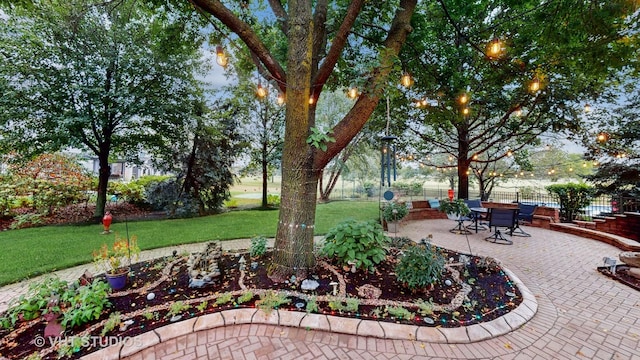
[400,72,414,87]
[347,86,358,99]
[462,107,470,116]
[215,45,228,67]
[584,103,591,113]
[529,77,540,93]
[487,38,503,58]
[459,93,469,105]
[256,80,267,98]
[276,92,285,105]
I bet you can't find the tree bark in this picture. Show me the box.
[94,149,111,219]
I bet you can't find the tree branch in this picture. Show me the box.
[190,0,287,91]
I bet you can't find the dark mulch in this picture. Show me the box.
[0,247,522,359]
[597,265,640,292]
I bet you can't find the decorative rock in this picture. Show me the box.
[301,279,320,291]
[357,284,382,299]
[444,279,452,286]
[619,252,640,268]
[170,315,182,322]
[120,319,134,331]
[146,292,156,301]
[506,291,516,297]
[423,317,435,324]
[628,267,640,280]
[295,302,305,309]
[290,275,296,283]
[251,262,259,270]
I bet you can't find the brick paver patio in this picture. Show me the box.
[1,219,639,359]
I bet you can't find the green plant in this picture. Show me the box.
[0,276,68,329]
[9,213,45,230]
[142,310,155,320]
[223,198,239,208]
[306,126,335,151]
[215,292,234,306]
[546,182,595,222]
[415,298,435,316]
[439,199,470,216]
[321,220,389,272]
[255,290,290,315]
[266,194,280,207]
[237,291,254,304]
[345,297,360,312]
[250,236,268,258]
[24,353,42,360]
[395,241,446,290]
[196,301,208,312]
[101,312,122,336]
[305,296,318,313]
[386,305,415,320]
[92,233,141,274]
[381,201,409,222]
[57,335,89,358]
[167,301,190,318]
[60,280,111,328]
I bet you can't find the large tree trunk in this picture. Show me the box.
[261,139,268,208]
[269,0,316,281]
[457,127,470,200]
[94,150,111,219]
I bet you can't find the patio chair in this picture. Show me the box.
[464,199,488,230]
[512,203,537,237]
[484,208,518,245]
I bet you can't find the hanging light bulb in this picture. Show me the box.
[215,45,228,68]
[462,107,470,116]
[256,80,267,98]
[506,150,513,157]
[487,38,503,58]
[529,77,540,93]
[276,92,285,105]
[309,95,315,105]
[347,86,358,99]
[597,132,608,142]
[584,103,591,113]
[400,72,414,87]
[515,107,522,117]
[459,93,469,104]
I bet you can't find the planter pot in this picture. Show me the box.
[387,221,400,233]
[105,270,129,290]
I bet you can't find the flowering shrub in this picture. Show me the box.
[93,234,140,274]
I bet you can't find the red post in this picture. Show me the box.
[448,189,454,201]
[102,212,113,234]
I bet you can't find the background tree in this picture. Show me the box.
[190,0,418,279]
[0,0,207,219]
[394,0,638,200]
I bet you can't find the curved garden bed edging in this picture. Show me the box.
[80,265,537,360]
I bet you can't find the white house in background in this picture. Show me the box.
[66,149,168,182]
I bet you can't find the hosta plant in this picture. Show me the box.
[321,220,389,272]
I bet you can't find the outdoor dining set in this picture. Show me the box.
[452,200,538,245]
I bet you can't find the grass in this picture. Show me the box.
[0,200,379,286]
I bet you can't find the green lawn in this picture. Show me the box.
[0,201,379,286]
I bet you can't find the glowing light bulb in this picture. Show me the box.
[276,92,285,105]
[529,78,540,93]
[215,46,228,67]
[400,72,414,87]
[348,87,358,99]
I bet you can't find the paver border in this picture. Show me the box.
[80,263,536,359]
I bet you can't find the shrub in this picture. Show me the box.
[395,240,445,290]
[321,220,389,272]
[266,194,280,207]
[394,181,423,196]
[381,201,409,222]
[546,183,595,222]
[250,236,268,258]
[60,280,111,328]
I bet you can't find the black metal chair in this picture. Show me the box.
[464,199,488,230]
[512,203,537,237]
[484,208,518,245]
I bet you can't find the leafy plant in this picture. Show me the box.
[439,199,470,216]
[167,301,190,318]
[321,220,389,272]
[142,310,155,321]
[9,213,45,230]
[196,301,208,312]
[215,292,234,306]
[266,194,280,207]
[255,290,290,315]
[415,298,435,316]
[546,182,595,222]
[381,201,409,222]
[101,312,122,336]
[250,236,268,258]
[0,276,68,329]
[305,296,319,313]
[60,280,111,328]
[306,126,335,151]
[92,234,140,274]
[386,305,415,320]
[237,291,254,304]
[345,297,360,312]
[395,241,445,290]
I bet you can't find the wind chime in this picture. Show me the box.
[380,97,397,188]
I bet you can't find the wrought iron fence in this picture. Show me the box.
[326,185,639,219]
